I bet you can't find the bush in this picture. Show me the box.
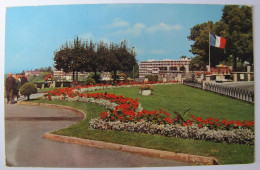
[20,82,38,100]
[145,74,158,82]
[84,78,96,85]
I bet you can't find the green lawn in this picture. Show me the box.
[96,84,254,121]
[33,84,255,165]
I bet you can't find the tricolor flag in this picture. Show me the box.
[210,33,226,49]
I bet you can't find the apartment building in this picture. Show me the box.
[139,58,191,80]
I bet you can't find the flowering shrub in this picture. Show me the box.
[139,85,154,91]
[89,118,254,145]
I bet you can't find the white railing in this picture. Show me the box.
[204,83,254,103]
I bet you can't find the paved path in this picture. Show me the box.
[5,100,191,168]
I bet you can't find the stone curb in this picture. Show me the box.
[44,133,219,165]
[18,101,219,165]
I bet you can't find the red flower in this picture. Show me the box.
[198,124,203,128]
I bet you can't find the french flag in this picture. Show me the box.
[210,33,226,49]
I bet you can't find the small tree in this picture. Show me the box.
[20,82,38,100]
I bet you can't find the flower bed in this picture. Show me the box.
[89,119,254,145]
[42,82,254,145]
[174,115,254,132]
[139,84,154,91]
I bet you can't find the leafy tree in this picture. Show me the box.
[124,63,139,79]
[83,40,102,82]
[105,41,137,82]
[54,36,85,81]
[54,38,137,82]
[20,82,38,100]
[87,72,101,79]
[188,5,253,70]
[221,5,253,70]
[190,55,207,71]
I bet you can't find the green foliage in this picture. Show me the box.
[54,36,85,81]
[87,72,101,80]
[54,38,137,82]
[145,74,158,82]
[31,74,46,83]
[20,82,38,100]
[188,5,253,70]
[28,75,36,82]
[28,73,49,83]
[84,78,96,85]
[190,55,206,71]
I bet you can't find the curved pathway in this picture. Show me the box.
[5,100,191,167]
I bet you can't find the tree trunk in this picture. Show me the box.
[233,56,237,71]
[27,95,30,100]
[72,70,75,81]
[113,70,117,84]
[94,70,97,82]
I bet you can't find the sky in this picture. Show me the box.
[5,4,225,74]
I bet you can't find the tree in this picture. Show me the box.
[188,5,253,70]
[221,5,253,70]
[20,82,38,100]
[83,40,102,82]
[104,41,137,82]
[54,36,85,81]
[124,63,139,79]
[189,55,206,71]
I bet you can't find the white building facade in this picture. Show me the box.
[139,58,191,81]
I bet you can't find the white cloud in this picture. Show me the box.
[151,49,168,55]
[113,22,146,37]
[110,18,130,28]
[146,23,182,33]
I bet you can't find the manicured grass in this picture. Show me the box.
[96,84,254,121]
[38,87,62,93]
[31,84,254,165]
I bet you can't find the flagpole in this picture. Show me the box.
[208,31,211,72]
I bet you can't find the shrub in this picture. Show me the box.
[145,74,158,82]
[84,78,96,85]
[20,82,38,100]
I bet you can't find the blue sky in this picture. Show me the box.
[5,4,224,73]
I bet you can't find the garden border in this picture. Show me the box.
[43,132,219,165]
[17,101,219,165]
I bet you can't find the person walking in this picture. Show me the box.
[5,73,16,104]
